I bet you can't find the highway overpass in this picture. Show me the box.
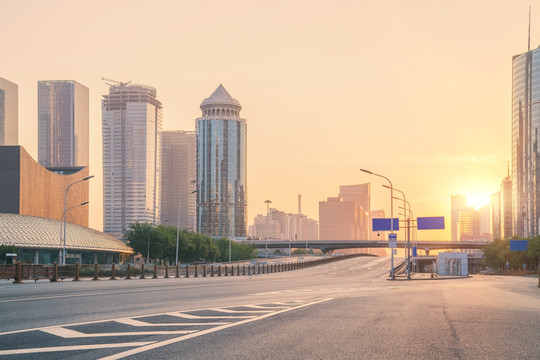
[247,240,489,253]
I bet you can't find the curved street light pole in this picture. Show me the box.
[63,175,93,265]
[176,189,198,266]
[360,169,395,279]
[386,185,412,280]
[60,201,89,264]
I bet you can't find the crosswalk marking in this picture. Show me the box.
[42,327,197,338]
[0,342,156,356]
[99,298,333,360]
[165,312,257,319]
[0,298,333,359]
[208,307,272,313]
[115,318,230,327]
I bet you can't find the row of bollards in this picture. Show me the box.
[9,255,364,283]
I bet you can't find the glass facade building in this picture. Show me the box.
[38,80,89,167]
[196,85,247,237]
[161,130,197,230]
[102,82,162,239]
[512,47,540,237]
[0,77,18,146]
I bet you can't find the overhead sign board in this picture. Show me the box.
[372,218,399,231]
[417,216,445,230]
[510,240,529,251]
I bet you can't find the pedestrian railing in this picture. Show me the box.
[1,254,364,284]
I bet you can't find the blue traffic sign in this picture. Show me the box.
[372,218,399,231]
[417,216,445,230]
[510,240,528,251]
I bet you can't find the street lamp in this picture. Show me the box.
[360,169,395,279]
[63,175,93,265]
[384,184,412,280]
[60,201,89,263]
[265,200,272,259]
[176,189,198,266]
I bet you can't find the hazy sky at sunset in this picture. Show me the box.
[1,0,536,240]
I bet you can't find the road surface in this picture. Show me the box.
[0,256,538,359]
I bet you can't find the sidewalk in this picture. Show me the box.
[387,272,471,281]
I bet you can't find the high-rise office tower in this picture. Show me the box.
[102,81,162,238]
[38,80,89,167]
[0,77,18,145]
[161,130,196,230]
[451,194,467,241]
[196,85,247,237]
[512,45,540,237]
[490,191,501,240]
[500,175,512,239]
[458,209,480,241]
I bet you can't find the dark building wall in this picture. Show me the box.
[0,146,89,226]
[0,146,21,213]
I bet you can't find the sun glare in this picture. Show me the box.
[464,193,490,209]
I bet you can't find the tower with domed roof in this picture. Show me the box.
[196,85,247,237]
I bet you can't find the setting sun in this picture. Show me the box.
[463,192,491,209]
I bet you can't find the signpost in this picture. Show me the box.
[389,233,397,278]
[373,216,444,279]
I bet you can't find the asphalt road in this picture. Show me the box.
[0,256,538,359]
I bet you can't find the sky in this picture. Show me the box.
[1,0,536,241]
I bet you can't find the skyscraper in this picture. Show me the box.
[458,209,480,242]
[490,191,501,240]
[196,85,247,237]
[0,77,18,146]
[451,194,467,241]
[102,81,162,238]
[161,130,196,230]
[500,175,512,239]
[38,80,89,167]
[512,46,540,237]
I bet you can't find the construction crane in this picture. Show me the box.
[101,77,131,87]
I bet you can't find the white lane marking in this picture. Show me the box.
[115,318,230,327]
[42,327,197,338]
[0,285,195,304]
[243,305,289,309]
[99,298,333,360]
[0,342,156,356]
[251,286,402,295]
[165,312,256,319]
[208,308,272,313]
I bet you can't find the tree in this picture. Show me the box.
[482,238,509,269]
[0,244,17,262]
[527,236,540,270]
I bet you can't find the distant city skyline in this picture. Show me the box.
[4,1,537,240]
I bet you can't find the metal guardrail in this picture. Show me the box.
[1,254,364,284]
